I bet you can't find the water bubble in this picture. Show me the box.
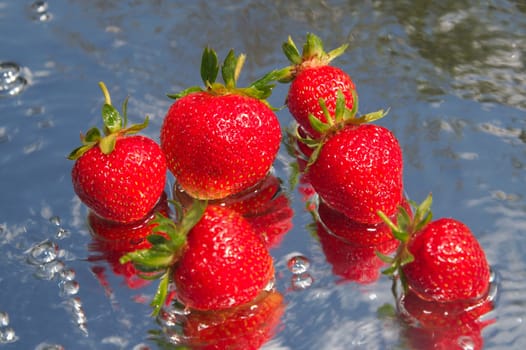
[0,62,27,97]
[26,239,58,265]
[49,216,61,226]
[31,0,48,12]
[35,343,65,350]
[34,260,65,280]
[30,0,52,22]
[62,298,88,336]
[287,255,310,274]
[55,228,70,240]
[59,268,76,281]
[0,127,8,144]
[59,280,80,296]
[0,327,18,344]
[457,335,475,350]
[0,312,9,327]
[291,272,314,291]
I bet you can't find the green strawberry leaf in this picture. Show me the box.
[282,36,302,65]
[302,33,324,60]
[84,127,102,143]
[200,47,219,85]
[150,271,170,317]
[167,86,203,100]
[326,43,349,62]
[121,96,129,128]
[180,199,207,234]
[124,116,149,135]
[102,103,123,134]
[98,133,118,155]
[221,49,238,89]
[67,144,94,160]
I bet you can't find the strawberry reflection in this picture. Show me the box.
[314,199,413,284]
[173,173,293,249]
[398,287,496,350]
[152,290,285,350]
[87,192,170,289]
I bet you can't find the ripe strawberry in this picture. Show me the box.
[301,93,403,224]
[379,194,491,303]
[121,200,274,315]
[174,205,274,311]
[69,82,167,224]
[181,290,285,350]
[160,48,282,200]
[277,33,356,138]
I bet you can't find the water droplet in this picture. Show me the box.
[62,298,88,336]
[0,62,27,97]
[31,0,48,12]
[27,239,58,265]
[30,1,52,22]
[0,327,18,344]
[291,272,314,291]
[59,280,80,296]
[0,312,9,327]
[55,228,70,240]
[0,127,8,144]
[457,335,475,350]
[59,268,76,281]
[34,260,65,280]
[49,216,61,226]
[35,342,65,350]
[287,255,310,274]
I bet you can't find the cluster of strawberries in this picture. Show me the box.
[283,34,495,349]
[69,33,494,349]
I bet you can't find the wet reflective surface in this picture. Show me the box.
[1,0,526,349]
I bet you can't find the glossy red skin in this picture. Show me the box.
[72,135,167,224]
[317,221,398,284]
[287,65,356,138]
[182,291,285,350]
[400,289,494,350]
[403,218,490,302]
[160,92,281,200]
[174,205,274,311]
[308,124,404,225]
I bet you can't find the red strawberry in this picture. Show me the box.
[277,33,356,138]
[121,200,274,315]
[69,82,167,224]
[308,122,403,225]
[181,290,285,350]
[174,205,274,311]
[160,48,281,200]
[399,289,495,350]
[380,194,491,303]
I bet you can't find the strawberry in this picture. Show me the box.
[277,33,356,138]
[399,289,495,350]
[299,92,403,225]
[121,199,274,315]
[181,290,285,350]
[69,82,167,224]
[379,194,491,303]
[160,48,282,200]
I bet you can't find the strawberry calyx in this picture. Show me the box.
[376,194,434,294]
[298,90,388,168]
[119,198,208,316]
[167,47,280,107]
[67,81,149,160]
[275,32,349,83]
